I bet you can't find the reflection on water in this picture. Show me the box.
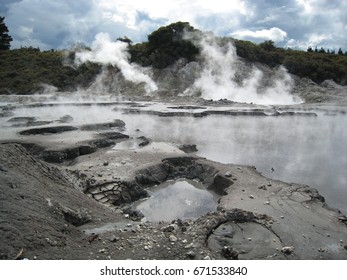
[136,179,218,222]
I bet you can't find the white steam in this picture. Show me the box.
[189,33,301,105]
[74,32,157,93]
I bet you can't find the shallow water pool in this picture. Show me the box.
[135,179,218,222]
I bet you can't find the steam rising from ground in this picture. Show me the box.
[74,33,157,93]
[63,31,300,104]
[189,34,302,105]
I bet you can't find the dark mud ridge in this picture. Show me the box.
[18,120,126,136]
[6,132,130,164]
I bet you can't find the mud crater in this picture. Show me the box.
[83,157,234,221]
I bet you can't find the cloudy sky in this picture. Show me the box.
[1,0,346,51]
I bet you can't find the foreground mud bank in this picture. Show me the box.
[1,142,347,260]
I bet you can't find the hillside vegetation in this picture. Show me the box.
[0,47,100,94]
[0,22,346,95]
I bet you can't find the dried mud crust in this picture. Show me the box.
[1,143,347,260]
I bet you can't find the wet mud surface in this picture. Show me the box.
[1,100,347,260]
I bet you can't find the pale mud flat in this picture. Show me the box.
[1,98,347,260]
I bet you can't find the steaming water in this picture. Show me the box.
[0,102,346,214]
[132,112,347,214]
[135,179,218,222]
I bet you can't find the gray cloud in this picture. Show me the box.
[0,0,21,14]
[237,0,347,49]
[3,0,346,50]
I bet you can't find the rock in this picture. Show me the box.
[249,195,254,199]
[122,208,144,221]
[42,150,68,163]
[186,251,196,259]
[99,132,129,140]
[208,174,233,195]
[258,185,267,190]
[58,115,73,123]
[203,256,211,260]
[121,207,144,221]
[80,119,126,131]
[19,126,78,135]
[8,117,36,123]
[137,136,150,147]
[225,171,232,178]
[57,204,91,226]
[169,235,178,242]
[92,139,115,148]
[79,145,97,155]
[281,246,295,255]
[178,144,198,153]
[16,120,53,127]
[109,236,119,243]
[221,246,239,260]
[184,243,195,249]
[103,161,109,166]
[337,215,347,224]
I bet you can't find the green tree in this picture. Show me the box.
[259,40,276,51]
[0,16,13,50]
[318,47,326,54]
[130,21,199,68]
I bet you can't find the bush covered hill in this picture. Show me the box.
[0,22,346,95]
[0,47,101,94]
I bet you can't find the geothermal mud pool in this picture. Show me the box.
[1,96,347,260]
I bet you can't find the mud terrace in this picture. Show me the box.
[1,100,347,260]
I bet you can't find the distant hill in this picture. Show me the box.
[0,22,346,95]
[0,47,101,95]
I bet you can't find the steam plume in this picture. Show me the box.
[74,32,157,93]
[189,33,301,105]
